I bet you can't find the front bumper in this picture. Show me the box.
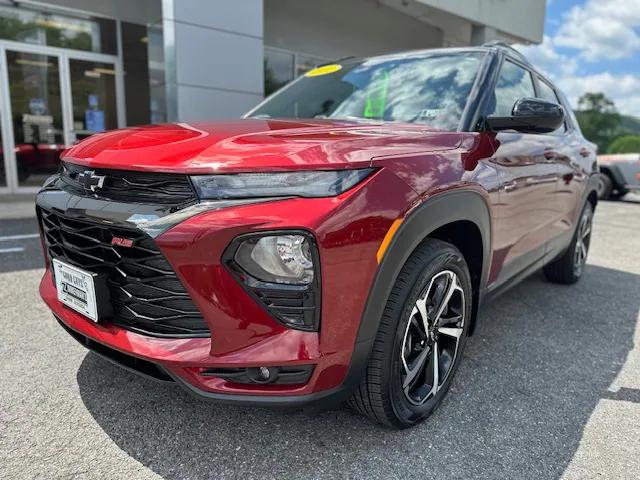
[37,168,416,405]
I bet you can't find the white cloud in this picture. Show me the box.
[515,36,576,78]
[554,0,640,61]
[513,1,640,117]
[556,73,640,117]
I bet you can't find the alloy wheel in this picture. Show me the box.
[400,270,465,405]
[574,209,592,276]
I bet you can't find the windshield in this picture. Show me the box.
[249,52,484,131]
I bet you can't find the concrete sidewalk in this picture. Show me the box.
[0,195,36,220]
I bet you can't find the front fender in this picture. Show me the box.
[336,189,492,398]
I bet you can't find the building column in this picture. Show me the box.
[162,0,264,122]
[470,25,499,46]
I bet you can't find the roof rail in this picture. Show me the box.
[482,40,530,64]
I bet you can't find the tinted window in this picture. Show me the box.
[296,53,328,77]
[264,49,294,96]
[536,78,565,133]
[489,60,535,116]
[251,53,484,131]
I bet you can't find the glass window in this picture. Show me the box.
[264,48,294,96]
[0,5,116,54]
[536,79,559,103]
[7,51,64,187]
[147,22,166,124]
[536,77,566,134]
[68,59,118,142]
[251,53,483,131]
[122,22,150,126]
[489,60,535,117]
[296,53,327,77]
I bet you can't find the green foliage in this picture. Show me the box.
[575,92,622,153]
[620,115,640,135]
[607,135,640,154]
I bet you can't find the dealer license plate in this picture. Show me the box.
[52,259,98,322]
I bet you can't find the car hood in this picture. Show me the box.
[63,119,463,174]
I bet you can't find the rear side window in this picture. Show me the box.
[489,60,535,116]
[536,77,566,133]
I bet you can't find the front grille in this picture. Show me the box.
[39,207,210,338]
[60,162,197,205]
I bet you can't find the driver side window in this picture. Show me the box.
[489,60,535,117]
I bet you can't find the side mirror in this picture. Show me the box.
[486,97,564,134]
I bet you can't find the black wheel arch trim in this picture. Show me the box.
[339,189,492,398]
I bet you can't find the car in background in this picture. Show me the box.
[36,42,599,428]
[597,153,640,200]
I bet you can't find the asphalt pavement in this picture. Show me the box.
[1,197,639,479]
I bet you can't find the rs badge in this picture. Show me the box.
[111,236,134,248]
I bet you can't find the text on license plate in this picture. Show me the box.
[52,259,98,322]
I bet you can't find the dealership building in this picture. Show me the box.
[0,0,545,194]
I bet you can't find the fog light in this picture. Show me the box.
[201,365,315,385]
[246,366,277,384]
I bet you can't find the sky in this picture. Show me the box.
[514,0,640,117]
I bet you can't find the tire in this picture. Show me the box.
[348,239,472,428]
[596,173,612,200]
[543,201,594,285]
[610,187,628,200]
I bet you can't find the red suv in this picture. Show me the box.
[37,43,598,427]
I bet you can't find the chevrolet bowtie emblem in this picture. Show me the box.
[77,170,106,192]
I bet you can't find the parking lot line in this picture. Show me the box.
[0,233,39,242]
[0,247,25,254]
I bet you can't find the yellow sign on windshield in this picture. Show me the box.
[305,64,342,77]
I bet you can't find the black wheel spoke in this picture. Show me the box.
[401,270,465,405]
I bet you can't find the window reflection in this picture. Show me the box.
[7,51,64,187]
[264,48,294,96]
[69,59,118,141]
[296,53,327,77]
[264,48,330,97]
[254,53,483,131]
[490,61,535,117]
[0,5,116,54]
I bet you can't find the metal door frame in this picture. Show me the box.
[0,39,124,194]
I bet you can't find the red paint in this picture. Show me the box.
[62,119,462,174]
[40,116,595,399]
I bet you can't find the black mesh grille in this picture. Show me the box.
[39,207,210,338]
[252,286,318,329]
[60,162,197,205]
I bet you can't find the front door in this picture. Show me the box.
[0,41,123,193]
[486,59,563,285]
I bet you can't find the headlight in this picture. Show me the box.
[190,168,375,199]
[224,231,321,331]
[234,234,315,285]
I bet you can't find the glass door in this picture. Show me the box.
[6,49,65,187]
[67,58,118,143]
[0,41,123,192]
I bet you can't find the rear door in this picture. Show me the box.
[488,59,563,284]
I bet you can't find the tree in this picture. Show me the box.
[607,135,640,154]
[575,92,622,153]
